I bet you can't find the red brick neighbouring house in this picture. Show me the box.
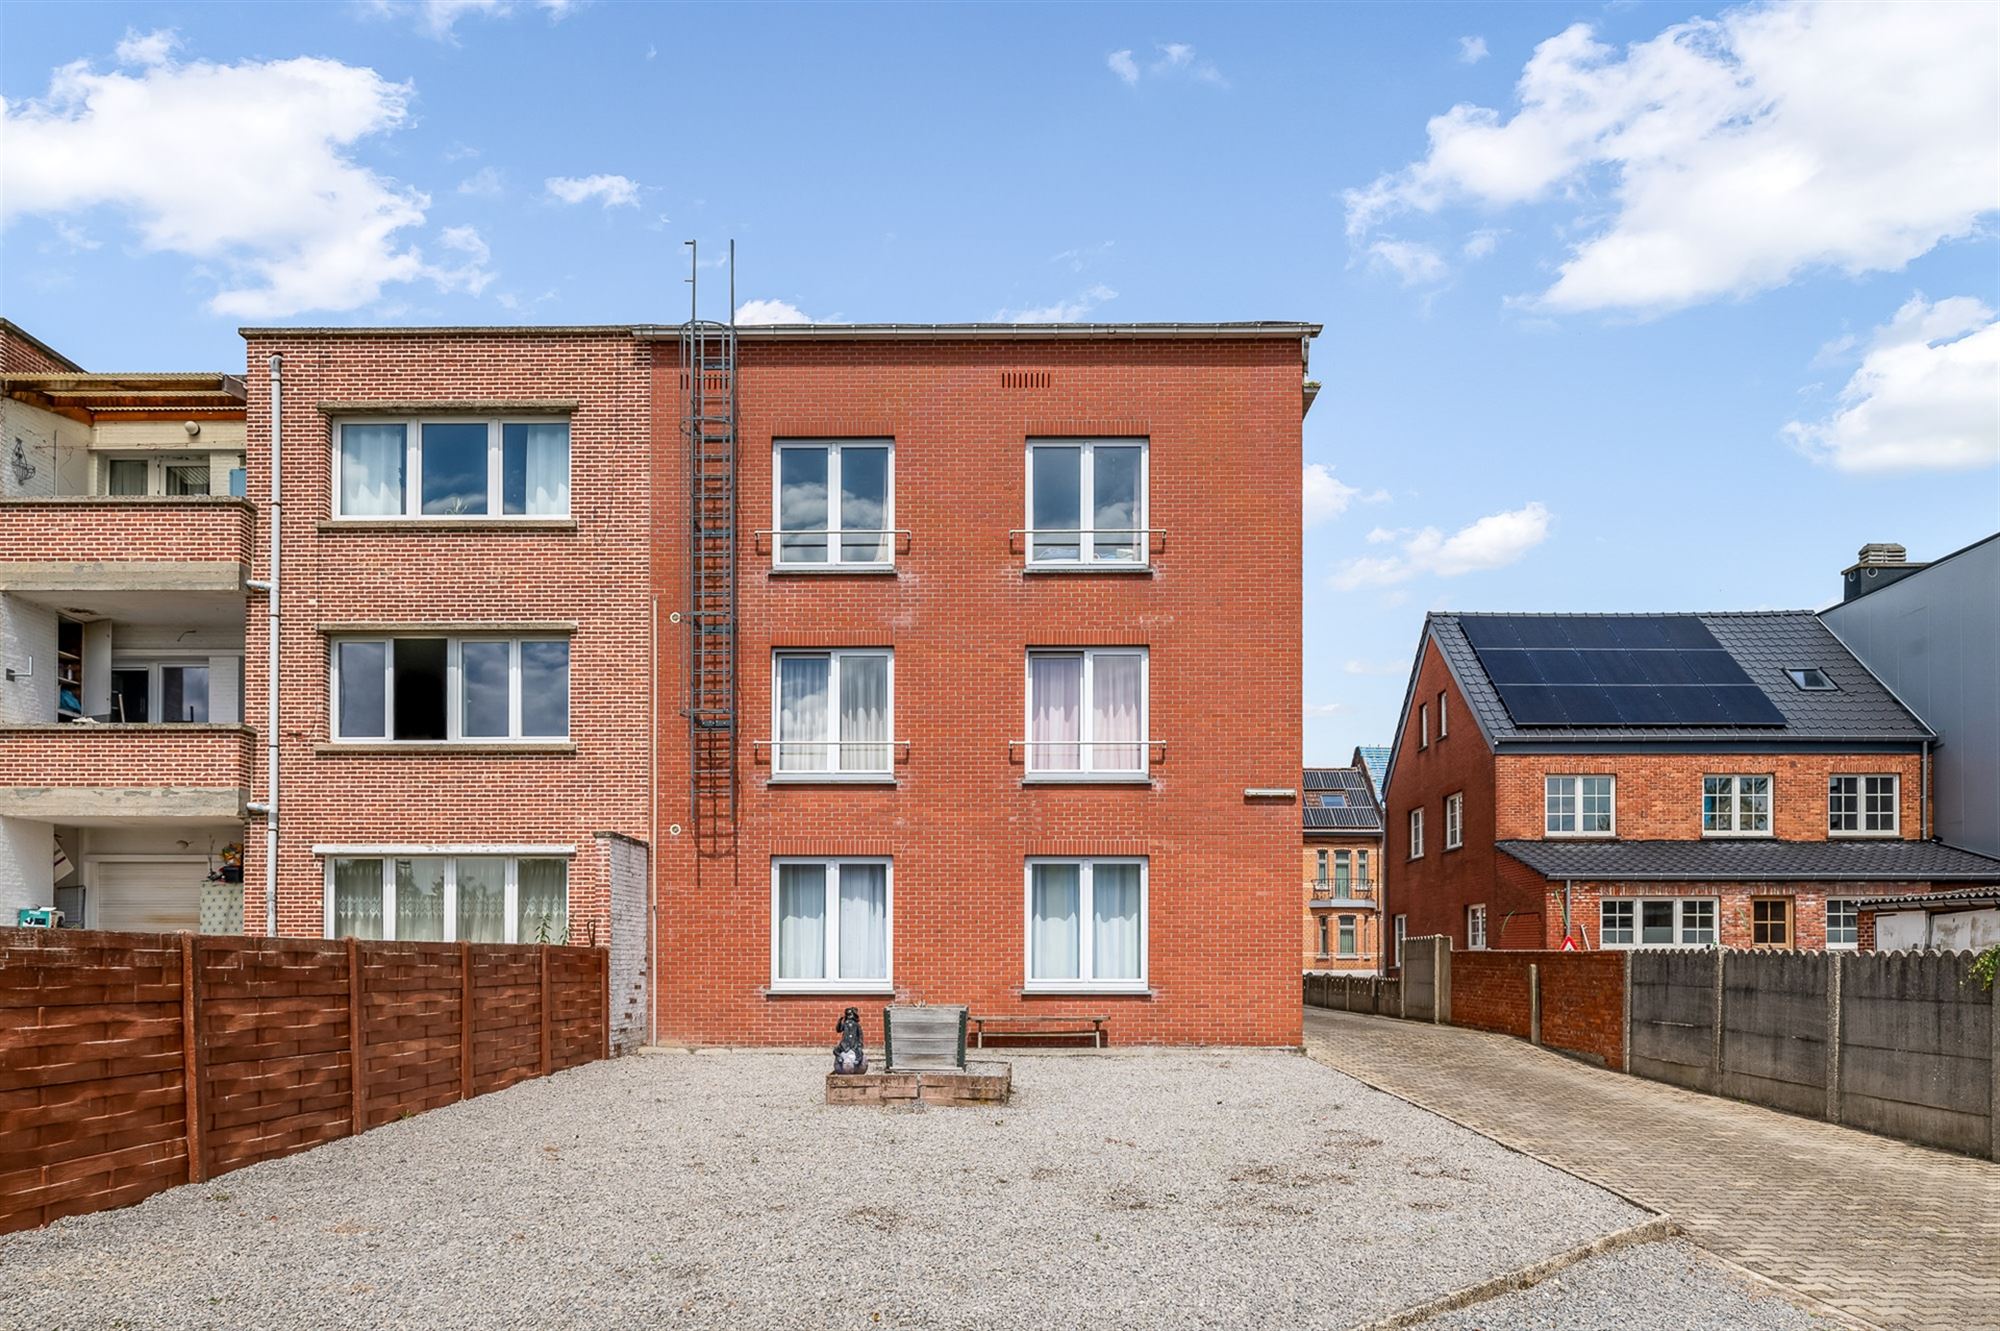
[1382,611,2000,957]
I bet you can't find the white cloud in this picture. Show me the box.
[366,0,576,41]
[1108,41,1225,87]
[1346,1,2000,315]
[996,283,1116,323]
[735,298,810,325]
[457,165,503,197]
[114,28,180,66]
[544,174,640,208]
[1461,229,1501,260]
[1785,294,2000,472]
[1107,49,1139,86]
[1333,502,1551,589]
[1366,239,1447,287]
[1052,240,1114,272]
[1303,463,1389,526]
[1457,36,1488,65]
[1304,701,1350,718]
[0,42,490,318]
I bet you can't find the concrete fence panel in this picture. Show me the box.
[1629,950,1719,1093]
[1403,936,1448,1023]
[1303,974,1402,1017]
[1838,950,1993,1158]
[1720,950,1831,1119]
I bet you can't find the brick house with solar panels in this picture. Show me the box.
[1381,610,2000,957]
[1302,747,1386,973]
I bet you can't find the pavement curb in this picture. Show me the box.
[1349,1215,1675,1331]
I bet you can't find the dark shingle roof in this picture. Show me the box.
[1496,839,2000,882]
[1434,611,1934,744]
[1303,766,1383,833]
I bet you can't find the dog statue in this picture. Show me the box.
[833,1007,867,1074]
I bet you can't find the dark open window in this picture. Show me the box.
[393,638,447,741]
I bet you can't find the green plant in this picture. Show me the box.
[1972,945,1998,993]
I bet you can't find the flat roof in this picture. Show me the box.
[240,321,1321,341]
[3,371,247,416]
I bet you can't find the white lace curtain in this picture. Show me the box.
[776,864,826,979]
[340,424,404,516]
[1030,656,1081,771]
[837,864,887,980]
[1093,654,1142,771]
[777,657,830,772]
[1030,864,1080,980]
[838,656,888,772]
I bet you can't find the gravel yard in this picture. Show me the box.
[1,1049,1649,1331]
[1411,1240,1844,1331]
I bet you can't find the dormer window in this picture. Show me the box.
[1786,668,1836,691]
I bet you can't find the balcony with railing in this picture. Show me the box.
[1308,878,1378,907]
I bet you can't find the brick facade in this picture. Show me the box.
[1300,837,1380,971]
[0,724,252,791]
[0,321,82,375]
[0,497,254,565]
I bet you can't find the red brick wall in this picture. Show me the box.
[1448,950,1533,1039]
[0,323,82,374]
[0,724,252,789]
[1554,879,1941,950]
[238,330,653,948]
[1535,950,1626,1067]
[652,334,1305,1046]
[0,498,253,565]
[1385,639,1508,950]
[1495,752,1925,841]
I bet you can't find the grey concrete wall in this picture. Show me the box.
[598,832,650,1055]
[1839,949,1994,1158]
[1721,951,1832,1119]
[1402,936,1447,1022]
[1304,973,1402,1017]
[1629,950,1720,1094]
[1822,534,2000,858]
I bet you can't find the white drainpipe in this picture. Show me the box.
[247,355,282,935]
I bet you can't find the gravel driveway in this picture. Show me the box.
[2,1049,1648,1331]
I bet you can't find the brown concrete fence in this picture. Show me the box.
[0,928,611,1234]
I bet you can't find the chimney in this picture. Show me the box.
[1841,542,1927,603]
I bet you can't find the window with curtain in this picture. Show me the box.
[772,651,892,777]
[771,859,890,989]
[774,441,892,565]
[327,854,567,943]
[1027,859,1146,991]
[1025,648,1147,776]
[1026,439,1147,565]
[1332,850,1351,892]
[333,636,569,742]
[1337,916,1357,957]
[334,418,569,518]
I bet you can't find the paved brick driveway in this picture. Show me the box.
[1305,1008,2000,1331]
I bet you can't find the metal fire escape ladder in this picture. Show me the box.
[681,241,739,849]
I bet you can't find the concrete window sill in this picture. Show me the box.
[313,741,577,755]
[315,518,578,532]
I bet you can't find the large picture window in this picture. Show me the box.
[771,859,891,990]
[1828,775,1898,836]
[771,650,893,778]
[1703,774,1772,835]
[1026,859,1147,992]
[335,418,570,519]
[326,854,568,943]
[773,440,893,566]
[1026,439,1147,565]
[332,636,569,742]
[1599,897,1717,948]
[1024,648,1148,778]
[1545,775,1614,836]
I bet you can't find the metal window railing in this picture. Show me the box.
[1009,528,1161,563]
[755,529,911,563]
[753,739,910,775]
[1010,738,1165,775]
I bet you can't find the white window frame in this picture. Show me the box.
[321,851,570,943]
[768,857,894,993]
[769,649,896,781]
[96,451,237,498]
[1023,857,1149,993]
[1436,691,1448,739]
[331,416,571,520]
[329,634,570,743]
[1337,914,1358,958]
[1418,702,1430,750]
[1024,438,1149,567]
[108,655,232,724]
[1825,898,1860,950]
[1545,775,1617,837]
[771,439,895,568]
[1598,896,1720,949]
[1408,807,1425,860]
[1828,774,1900,837]
[1444,792,1464,850]
[1467,904,1488,950]
[1022,647,1151,781]
[1316,915,1330,957]
[1702,774,1774,836]
[1392,914,1407,967]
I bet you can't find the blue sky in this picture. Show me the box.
[4,1,1996,763]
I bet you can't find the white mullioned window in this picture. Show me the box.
[771,650,893,778]
[1025,438,1148,566]
[1545,776,1615,836]
[1393,915,1407,966]
[1598,897,1718,948]
[1419,703,1430,749]
[1024,648,1148,778]
[331,635,569,743]
[334,418,570,519]
[1703,774,1773,835]
[1828,775,1899,836]
[1408,807,1425,859]
[1826,899,1859,949]
[771,859,892,991]
[1436,691,1448,738]
[773,439,893,566]
[324,853,569,944]
[1026,858,1148,992]
[1467,904,1487,950]
[1337,915,1358,957]
[1444,792,1464,850]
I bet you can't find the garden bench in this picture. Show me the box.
[971,1013,1107,1049]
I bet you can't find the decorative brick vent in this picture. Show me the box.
[1000,370,1051,389]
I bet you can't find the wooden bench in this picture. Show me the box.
[971,1014,1107,1049]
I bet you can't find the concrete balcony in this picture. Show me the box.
[0,723,253,821]
[0,496,253,595]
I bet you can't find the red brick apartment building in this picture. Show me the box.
[1382,611,2000,956]
[1302,750,1384,973]
[3,317,1314,1049]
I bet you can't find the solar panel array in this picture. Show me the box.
[1459,615,1786,728]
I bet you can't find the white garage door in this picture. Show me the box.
[92,860,204,932]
